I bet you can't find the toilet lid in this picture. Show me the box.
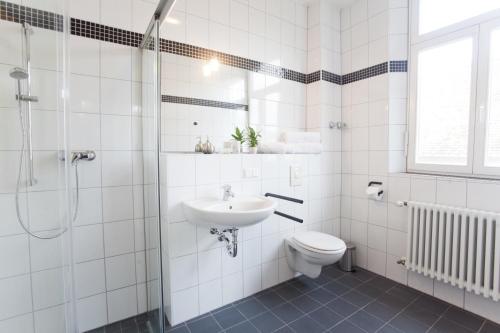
[293,231,345,252]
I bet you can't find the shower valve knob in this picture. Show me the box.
[72,150,96,163]
[59,150,97,163]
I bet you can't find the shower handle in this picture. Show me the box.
[58,150,97,164]
[71,150,96,164]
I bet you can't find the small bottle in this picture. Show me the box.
[195,137,203,153]
[202,137,215,154]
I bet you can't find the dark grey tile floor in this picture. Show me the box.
[85,311,160,333]
[90,265,500,333]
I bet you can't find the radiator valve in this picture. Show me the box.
[396,257,407,266]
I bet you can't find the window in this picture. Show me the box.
[414,36,475,167]
[483,29,500,167]
[474,21,500,175]
[418,0,500,35]
[408,1,500,177]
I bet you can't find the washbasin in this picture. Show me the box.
[183,195,277,228]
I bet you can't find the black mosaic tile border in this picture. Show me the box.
[162,95,248,111]
[296,62,407,86]
[343,62,388,85]
[389,60,408,73]
[0,0,407,87]
[305,71,321,84]
[322,70,343,85]
[71,18,143,47]
[0,1,63,31]
[159,39,307,83]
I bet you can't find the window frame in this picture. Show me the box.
[407,27,479,175]
[408,0,500,178]
[410,0,500,44]
[473,17,500,176]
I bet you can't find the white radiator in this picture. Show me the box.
[402,201,500,301]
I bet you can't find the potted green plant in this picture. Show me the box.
[231,127,245,153]
[246,126,261,154]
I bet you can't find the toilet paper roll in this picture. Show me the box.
[366,186,383,200]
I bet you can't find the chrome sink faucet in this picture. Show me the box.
[222,184,235,201]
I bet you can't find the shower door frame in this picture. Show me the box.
[140,18,165,333]
[139,2,176,330]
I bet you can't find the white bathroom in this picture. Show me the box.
[1,0,500,332]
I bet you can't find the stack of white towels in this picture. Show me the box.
[258,131,322,154]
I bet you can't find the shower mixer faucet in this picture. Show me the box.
[71,150,96,164]
[58,150,97,164]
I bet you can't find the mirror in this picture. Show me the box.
[160,53,248,152]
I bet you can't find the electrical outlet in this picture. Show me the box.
[290,165,302,186]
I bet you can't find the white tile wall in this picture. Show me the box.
[339,0,500,324]
[161,152,340,324]
[306,0,342,159]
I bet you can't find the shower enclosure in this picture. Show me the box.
[0,0,172,331]
[0,1,77,332]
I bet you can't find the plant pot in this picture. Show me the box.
[232,141,241,154]
[249,146,258,154]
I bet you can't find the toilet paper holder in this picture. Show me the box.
[368,181,383,196]
[366,181,384,201]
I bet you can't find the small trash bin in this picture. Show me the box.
[338,242,356,272]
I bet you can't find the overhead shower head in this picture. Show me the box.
[9,67,29,80]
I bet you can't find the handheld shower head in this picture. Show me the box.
[9,67,37,102]
[9,67,29,80]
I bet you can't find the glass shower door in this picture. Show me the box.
[0,1,75,332]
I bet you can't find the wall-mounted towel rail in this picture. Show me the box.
[274,211,303,223]
[265,193,304,204]
[265,193,304,223]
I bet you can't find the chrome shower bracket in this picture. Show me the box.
[210,227,238,257]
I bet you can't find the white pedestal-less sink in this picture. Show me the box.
[183,196,277,228]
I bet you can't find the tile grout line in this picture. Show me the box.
[477,319,487,333]
[323,277,390,333]
[250,271,377,332]
[424,305,451,333]
[373,289,430,333]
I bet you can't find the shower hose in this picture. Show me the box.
[15,104,79,240]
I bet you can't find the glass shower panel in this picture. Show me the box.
[0,1,74,332]
[139,20,164,333]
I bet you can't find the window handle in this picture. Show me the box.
[479,104,486,123]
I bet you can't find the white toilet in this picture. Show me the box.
[285,231,347,278]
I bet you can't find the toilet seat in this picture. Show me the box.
[285,231,347,278]
[292,231,346,254]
